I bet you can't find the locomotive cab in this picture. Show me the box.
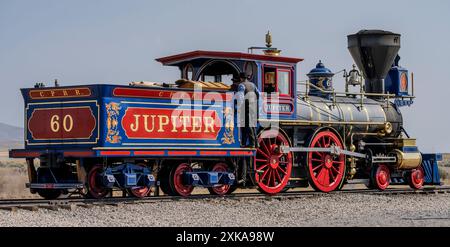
[156,50,302,120]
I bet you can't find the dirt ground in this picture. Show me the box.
[0,166,34,199]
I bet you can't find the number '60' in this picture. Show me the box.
[50,115,74,132]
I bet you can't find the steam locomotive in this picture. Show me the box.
[9,30,442,199]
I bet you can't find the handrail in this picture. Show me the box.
[296,81,416,99]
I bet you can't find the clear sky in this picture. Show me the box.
[0,0,449,152]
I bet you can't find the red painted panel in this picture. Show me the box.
[113,88,232,102]
[100,151,131,156]
[10,151,41,158]
[134,151,165,156]
[229,151,254,156]
[199,151,228,155]
[167,151,198,156]
[63,151,95,157]
[121,107,221,140]
[28,107,96,140]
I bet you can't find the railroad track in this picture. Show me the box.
[1,186,449,212]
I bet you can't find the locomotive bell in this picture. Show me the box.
[307,60,334,99]
[348,64,361,86]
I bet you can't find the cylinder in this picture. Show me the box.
[392,149,422,170]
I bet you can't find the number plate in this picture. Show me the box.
[26,101,99,145]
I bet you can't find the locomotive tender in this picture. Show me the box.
[9,30,441,199]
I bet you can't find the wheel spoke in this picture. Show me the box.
[256,158,268,163]
[271,170,277,186]
[274,170,282,184]
[257,163,269,171]
[259,169,269,184]
[312,163,324,172]
[277,166,287,175]
[322,137,326,148]
[326,137,332,147]
[274,137,280,146]
[313,152,324,158]
[260,138,270,154]
[329,168,336,182]
[316,168,327,185]
[266,169,273,185]
[316,140,322,147]
[330,165,341,175]
[257,148,270,159]
[311,158,322,163]
[317,168,330,187]
[323,169,331,186]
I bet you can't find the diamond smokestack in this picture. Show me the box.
[347,30,401,97]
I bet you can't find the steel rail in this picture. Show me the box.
[1,186,449,211]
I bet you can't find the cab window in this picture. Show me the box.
[197,61,240,86]
[263,66,292,96]
[277,70,290,95]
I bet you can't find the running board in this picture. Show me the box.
[281,146,366,158]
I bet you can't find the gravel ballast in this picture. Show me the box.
[0,193,449,227]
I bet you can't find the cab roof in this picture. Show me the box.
[156,50,303,66]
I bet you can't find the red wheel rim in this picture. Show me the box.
[374,164,390,190]
[255,129,292,195]
[409,167,424,189]
[307,131,345,192]
[210,163,231,195]
[129,164,151,198]
[130,187,151,198]
[88,165,109,199]
[173,163,194,197]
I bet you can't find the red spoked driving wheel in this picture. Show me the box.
[307,130,346,192]
[208,162,232,196]
[407,166,424,190]
[171,163,194,197]
[255,129,293,195]
[371,164,390,191]
[87,165,110,199]
[128,163,152,198]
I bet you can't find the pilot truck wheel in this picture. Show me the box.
[369,164,390,191]
[406,166,425,190]
[255,129,293,195]
[306,130,346,193]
